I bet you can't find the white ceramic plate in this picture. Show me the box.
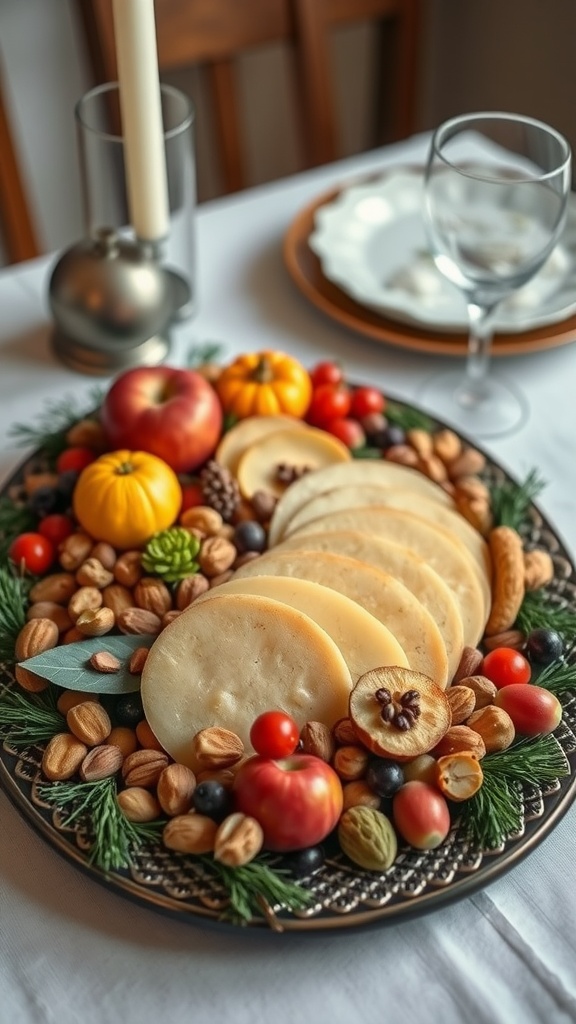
[309,168,576,334]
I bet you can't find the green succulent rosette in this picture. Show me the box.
[141,527,200,583]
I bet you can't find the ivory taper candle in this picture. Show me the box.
[112,0,170,242]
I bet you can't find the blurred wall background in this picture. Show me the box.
[0,0,574,265]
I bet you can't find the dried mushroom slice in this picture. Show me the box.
[349,666,451,762]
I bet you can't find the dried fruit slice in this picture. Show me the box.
[349,666,451,762]
[215,414,307,476]
[236,426,351,499]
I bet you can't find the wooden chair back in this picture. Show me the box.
[0,57,40,263]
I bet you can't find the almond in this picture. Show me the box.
[14,664,49,693]
[446,685,476,725]
[341,780,381,812]
[197,536,237,577]
[117,787,161,822]
[133,577,173,616]
[90,541,117,571]
[432,725,486,760]
[113,551,143,588]
[102,583,134,618]
[42,732,88,781]
[128,646,149,674]
[26,601,73,633]
[58,532,93,571]
[458,674,498,709]
[29,572,77,605]
[452,646,483,684]
[122,748,170,788]
[162,813,218,854]
[467,705,516,753]
[57,690,99,714]
[67,701,112,746]
[106,727,138,758]
[79,743,124,781]
[89,650,121,673]
[15,617,59,661]
[300,720,336,762]
[176,573,210,610]
[156,762,197,816]
[191,727,244,771]
[117,607,163,635]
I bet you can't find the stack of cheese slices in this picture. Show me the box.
[141,448,492,770]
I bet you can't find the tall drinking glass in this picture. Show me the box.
[420,112,571,438]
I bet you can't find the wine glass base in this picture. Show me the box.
[417,370,529,439]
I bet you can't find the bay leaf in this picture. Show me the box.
[19,634,157,695]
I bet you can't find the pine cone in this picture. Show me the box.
[200,460,240,522]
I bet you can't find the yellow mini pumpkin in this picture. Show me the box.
[73,450,182,550]
[215,350,312,420]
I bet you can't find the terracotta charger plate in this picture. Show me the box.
[283,181,576,358]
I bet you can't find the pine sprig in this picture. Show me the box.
[460,735,570,849]
[205,857,313,925]
[386,402,434,432]
[0,497,37,562]
[0,566,31,662]
[489,469,546,531]
[185,341,225,368]
[534,659,576,696]
[516,589,576,640]
[0,686,64,744]
[8,388,104,461]
[36,777,165,873]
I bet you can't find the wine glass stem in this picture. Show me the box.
[458,301,498,408]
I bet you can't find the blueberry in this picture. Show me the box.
[366,757,405,798]
[285,845,325,877]
[192,780,231,820]
[114,692,145,728]
[28,485,62,517]
[233,520,267,554]
[56,470,80,502]
[526,627,564,665]
[372,423,406,450]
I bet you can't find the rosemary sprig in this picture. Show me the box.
[386,402,434,432]
[0,566,31,662]
[186,341,225,368]
[489,469,546,531]
[0,497,37,562]
[206,857,313,925]
[36,777,165,873]
[533,659,576,696]
[516,589,576,640]
[460,734,569,849]
[0,686,64,744]
[8,388,104,461]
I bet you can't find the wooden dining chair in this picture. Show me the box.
[75,0,296,195]
[292,0,422,167]
[0,57,40,264]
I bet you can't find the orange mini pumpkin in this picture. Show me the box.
[215,350,312,420]
[73,450,181,550]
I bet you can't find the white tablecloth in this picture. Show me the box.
[1,133,576,1024]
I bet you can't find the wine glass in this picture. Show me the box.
[419,112,572,438]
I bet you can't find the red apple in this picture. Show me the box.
[100,366,223,474]
[233,754,344,852]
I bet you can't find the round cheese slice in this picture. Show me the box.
[284,508,487,647]
[283,487,492,612]
[273,529,465,681]
[195,575,409,684]
[234,550,450,687]
[267,460,454,545]
[140,593,353,766]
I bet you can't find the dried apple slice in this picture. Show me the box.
[215,414,307,476]
[349,666,452,762]
[236,425,351,499]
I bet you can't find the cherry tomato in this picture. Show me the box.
[309,361,344,389]
[38,513,75,546]
[350,386,386,419]
[325,417,366,450]
[8,532,55,575]
[56,446,96,474]
[481,647,531,689]
[307,383,351,427]
[250,710,300,759]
